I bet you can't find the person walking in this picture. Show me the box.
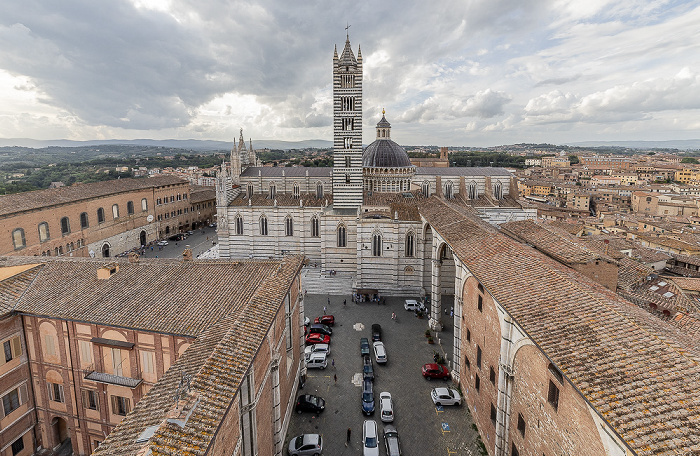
[391,312,396,320]
[332,358,335,368]
[323,306,327,314]
[346,428,351,446]
[343,299,346,306]
[334,374,337,383]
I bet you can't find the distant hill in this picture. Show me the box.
[0,138,334,151]
[568,139,700,150]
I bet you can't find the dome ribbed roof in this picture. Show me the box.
[362,139,412,168]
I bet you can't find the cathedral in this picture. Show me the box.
[215,35,535,295]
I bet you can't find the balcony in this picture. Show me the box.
[84,365,142,389]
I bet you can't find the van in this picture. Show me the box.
[306,352,328,369]
[373,341,387,364]
[404,299,419,311]
[308,323,332,336]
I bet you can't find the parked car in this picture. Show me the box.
[384,425,402,456]
[168,233,186,241]
[305,352,328,369]
[157,240,168,246]
[314,315,335,326]
[362,378,375,415]
[304,343,330,358]
[303,316,310,326]
[363,355,375,381]
[373,341,387,364]
[288,434,323,456]
[360,337,370,356]
[186,230,194,235]
[404,299,419,311]
[305,333,330,345]
[422,363,451,380]
[308,323,332,336]
[362,419,380,456]
[371,323,382,341]
[380,392,394,422]
[295,394,325,414]
[431,387,462,406]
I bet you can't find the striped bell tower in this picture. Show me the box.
[332,31,363,209]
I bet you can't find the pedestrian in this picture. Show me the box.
[346,428,351,446]
[445,307,448,315]
[334,374,337,383]
[332,358,335,368]
[450,307,454,317]
[323,306,327,314]
[343,299,346,306]
[327,297,330,306]
[392,312,396,320]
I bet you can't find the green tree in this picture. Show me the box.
[569,155,580,164]
[681,157,699,164]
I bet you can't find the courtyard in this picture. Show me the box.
[285,292,485,456]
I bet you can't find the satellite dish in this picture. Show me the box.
[147,215,154,222]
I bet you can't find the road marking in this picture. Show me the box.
[352,373,363,386]
[441,422,450,436]
[353,323,365,331]
[447,448,458,455]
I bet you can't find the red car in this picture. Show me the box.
[422,363,451,380]
[314,315,335,326]
[306,333,331,345]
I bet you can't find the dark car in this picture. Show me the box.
[296,394,325,414]
[363,355,375,381]
[371,324,382,342]
[422,363,451,380]
[305,333,330,345]
[384,425,401,456]
[168,233,186,241]
[314,315,335,326]
[308,323,332,336]
[360,337,371,356]
[361,378,375,415]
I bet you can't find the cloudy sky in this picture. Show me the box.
[0,0,699,146]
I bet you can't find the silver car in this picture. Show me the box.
[287,434,323,456]
[362,419,380,456]
[384,425,401,456]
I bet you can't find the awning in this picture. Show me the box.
[354,288,379,294]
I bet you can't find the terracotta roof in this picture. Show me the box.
[188,186,216,204]
[670,277,700,293]
[0,176,187,218]
[240,166,332,178]
[671,253,700,267]
[228,191,331,208]
[0,263,42,315]
[419,197,700,455]
[415,167,511,177]
[90,255,304,456]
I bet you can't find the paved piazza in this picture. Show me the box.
[286,292,484,456]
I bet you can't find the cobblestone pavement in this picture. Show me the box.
[286,293,484,456]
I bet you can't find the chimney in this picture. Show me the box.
[97,262,119,280]
[182,246,193,262]
[128,252,140,264]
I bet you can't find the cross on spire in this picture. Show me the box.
[345,23,351,39]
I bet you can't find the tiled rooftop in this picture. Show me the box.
[419,197,700,455]
[0,263,43,315]
[228,191,332,208]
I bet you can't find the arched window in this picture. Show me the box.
[311,216,320,237]
[80,212,89,229]
[38,222,50,242]
[293,183,300,198]
[422,181,430,198]
[141,198,148,211]
[316,182,324,199]
[127,201,135,214]
[268,184,276,199]
[102,244,110,258]
[12,228,25,250]
[468,182,478,200]
[337,224,347,247]
[247,183,254,196]
[260,216,268,235]
[444,181,454,199]
[372,233,382,257]
[60,217,70,235]
[285,215,294,236]
[97,207,105,223]
[235,214,244,235]
[405,232,415,257]
[493,182,503,199]
[112,204,119,219]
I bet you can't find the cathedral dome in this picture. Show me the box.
[362,113,412,168]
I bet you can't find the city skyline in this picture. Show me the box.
[0,0,698,147]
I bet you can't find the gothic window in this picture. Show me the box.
[112,204,119,219]
[259,216,268,236]
[468,182,478,200]
[127,201,135,214]
[141,198,148,211]
[316,183,324,199]
[422,181,430,198]
[345,173,350,183]
[311,216,320,237]
[247,183,254,196]
[268,184,276,199]
[235,215,244,235]
[60,217,71,235]
[345,156,351,168]
[38,222,51,242]
[284,215,294,236]
[97,208,105,224]
[292,183,300,198]
[493,182,503,199]
[405,232,415,257]
[342,118,354,130]
[341,96,354,111]
[444,181,454,199]
[337,224,347,247]
[372,233,382,257]
[344,137,352,149]
[12,228,25,250]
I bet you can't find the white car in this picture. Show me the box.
[431,387,462,406]
[380,392,394,422]
[305,352,328,369]
[373,341,387,364]
[304,343,330,358]
[362,419,380,456]
[288,434,323,456]
[404,299,419,311]
[157,240,168,246]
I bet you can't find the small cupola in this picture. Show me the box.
[376,109,391,139]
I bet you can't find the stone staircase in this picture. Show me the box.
[301,266,354,295]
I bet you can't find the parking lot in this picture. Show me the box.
[286,293,484,455]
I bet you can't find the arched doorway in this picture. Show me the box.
[101,243,110,258]
[52,416,70,448]
[139,230,147,247]
[430,241,456,331]
[165,226,171,235]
